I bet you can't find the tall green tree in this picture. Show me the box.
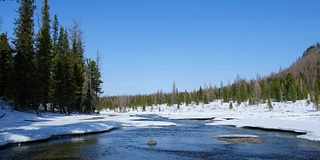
[36,0,52,111]
[284,73,297,102]
[69,20,85,111]
[83,59,103,113]
[239,81,248,102]
[53,26,77,113]
[0,33,14,100]
[13,0,38,111]
[222,86,229,102]
[51,14,59,111]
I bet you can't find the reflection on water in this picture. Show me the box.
[1,116,320,160]
[2,137,97,160]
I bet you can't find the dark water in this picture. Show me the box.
[0,116,320,160]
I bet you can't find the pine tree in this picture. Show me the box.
[260,79,271,103]
[198,86,203,102]
[36,0,52,111]
[239,81,248,102]
[69,20,85,111]
[52,15,59,50]
[313,62,320,111]
[195,94,200,105]
[13,0,38,111]
[53,26,77,113]
[273,78,282,102]
[185,90,191,106]
[83,59,103,113]
[51,14,59,111]
[0,33,14,100]
[203,94,209,104]
[284,73,297,102]
[222,86,229,102]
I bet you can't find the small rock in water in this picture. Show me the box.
[147,139,157,146]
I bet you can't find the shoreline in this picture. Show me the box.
[1,100,320,148]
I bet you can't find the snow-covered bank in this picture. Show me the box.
[127,100,320,141]
[0,106,177,147]
[1,99,320,147]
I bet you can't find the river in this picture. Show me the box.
[0,116,320,160]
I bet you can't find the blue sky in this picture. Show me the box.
[1,0,320,95]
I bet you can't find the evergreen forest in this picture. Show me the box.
[1,0,320,114]
[0,0,103,114]
[99,44,320,112]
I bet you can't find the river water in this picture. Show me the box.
[0,116,320,160]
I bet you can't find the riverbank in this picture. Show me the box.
[129,99,320,141]
[1,99,319,147]
[0,106,177,148]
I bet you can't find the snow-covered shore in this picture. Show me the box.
[132,100,320,141]
[0,99,319,147]
[0,106,177,147]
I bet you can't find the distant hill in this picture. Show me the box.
[275,43,320,90]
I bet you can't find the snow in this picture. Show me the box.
[1,99,320,147]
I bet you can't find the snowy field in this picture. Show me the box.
[0,99,320,147]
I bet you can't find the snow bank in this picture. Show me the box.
[130,100,320,141]
[0,108,177,147]
[1,99,320,147]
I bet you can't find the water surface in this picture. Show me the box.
[0,116,319,160]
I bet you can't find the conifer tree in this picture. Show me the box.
[313,62,320,111]
[51,15,59,111]
[239,81,248,102]
[53,26,77,113]
[36,0,52,111]
[52,15,59,51]
[69,20,85,111]
[184,90,191,106]
[0,33,14,100]
[195,94,200,105]
[13,0,38,111]
[198,86,203,102]
[204,94,209,104]
[222,86,229,102]
[284,73,297,102]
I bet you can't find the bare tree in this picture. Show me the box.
[0,16,2,31]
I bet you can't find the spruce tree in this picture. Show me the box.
[13,0,38,111]
[240,82,248,102]
[83,59,103,112]
[36,0,52,111]
[313,62,320,111]
[0,33,14,100]
[69,20,85,111]
[204,94,209,104]
[51,15,59,111]
[222,86,229,102]
[285,73,297,102]
[53,26,77,113]
[185,90,191,106]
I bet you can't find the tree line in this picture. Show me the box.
[0,0,103,114]
[100,44,320,112]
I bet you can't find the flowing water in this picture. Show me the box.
[0,116,320,160]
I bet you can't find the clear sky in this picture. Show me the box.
[1,0,320,96]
